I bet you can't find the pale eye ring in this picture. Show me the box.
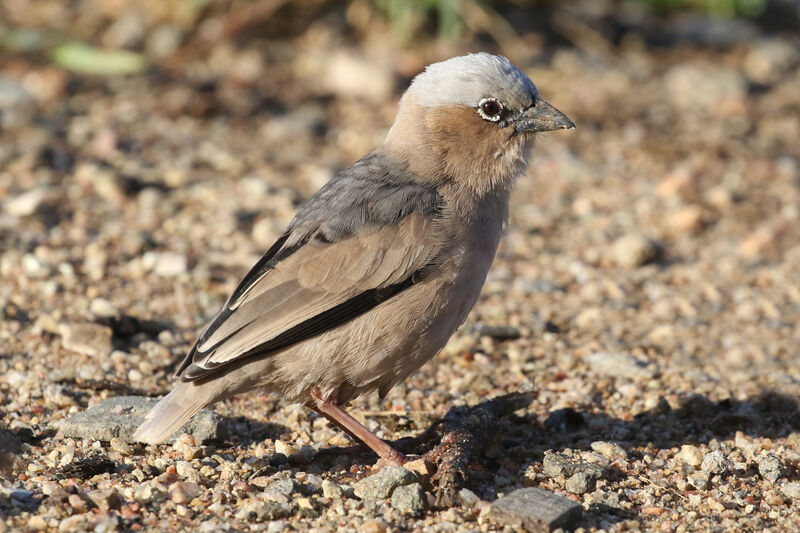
[477,98,503,121]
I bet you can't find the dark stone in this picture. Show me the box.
[490,487,582,532]
[59,456,117,480]
[269,453,289,467]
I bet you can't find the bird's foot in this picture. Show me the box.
[373,451,410,469]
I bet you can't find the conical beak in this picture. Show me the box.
[513,100,575,135]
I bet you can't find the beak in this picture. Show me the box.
[513,100,575,135]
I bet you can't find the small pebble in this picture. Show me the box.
[274,440,297,456]
[566,470,599,494]
[86,489,121,511]
[757,454,786,483]
[701,450,732,475]
[67,494,86,511]
[403,457,435,480]
[266,477,298,496]
[543,452,577,478]
[6,188,49,217]
[360,519,388,533]
[688,473,710,490]
[585,352,657,379]
[58,322,113,357]
[668,205,704,233]
[58,515,89,532]
[110,437,133,455]
[676,444,704,466]
[134,485,155,503]
[391,482,427,516]
[168,481,202,504]
[611,233,661,268]
[459,488,482,506]
[591,441,627,459]
[779,482,800,500]
[27,515,47,530]
[176,460,202,483]
[353,466,416,500]
[322,479,344,499]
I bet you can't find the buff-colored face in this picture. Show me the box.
[384,53,573,192]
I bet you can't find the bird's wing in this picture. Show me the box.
[176,152,444,381]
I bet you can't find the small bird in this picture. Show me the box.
[133,53,573,464]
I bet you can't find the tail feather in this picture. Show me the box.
[132,386,206,445]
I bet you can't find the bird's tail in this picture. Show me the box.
[132,384,206,445]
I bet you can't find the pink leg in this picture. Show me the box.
[310,388,408,466]
[308,405,360,443]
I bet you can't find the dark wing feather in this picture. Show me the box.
[181,277,415,381]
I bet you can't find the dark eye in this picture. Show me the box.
[477,98,503,122]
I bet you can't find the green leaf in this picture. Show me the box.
[51,43,147,76]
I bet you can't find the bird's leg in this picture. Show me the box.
[308,404,362,445]
[311,416,445,459]
[310,387,408,466]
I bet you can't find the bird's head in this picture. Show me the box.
[384,53,574,196]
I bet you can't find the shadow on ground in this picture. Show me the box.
[492,390,800,527]
[305,390,800,527]
[218,416,290,448]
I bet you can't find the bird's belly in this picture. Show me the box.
[334,238,498,402]
[268,221,502,405]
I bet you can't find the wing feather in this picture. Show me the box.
[180,212,440,380]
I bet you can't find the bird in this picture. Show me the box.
[133,53,574,465]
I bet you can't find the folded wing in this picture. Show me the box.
[176,153,444,381]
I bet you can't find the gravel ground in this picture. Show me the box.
[2,3,800,532]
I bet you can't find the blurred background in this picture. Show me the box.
[1,2,800,530]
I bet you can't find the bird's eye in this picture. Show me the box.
[477,98,503,122]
